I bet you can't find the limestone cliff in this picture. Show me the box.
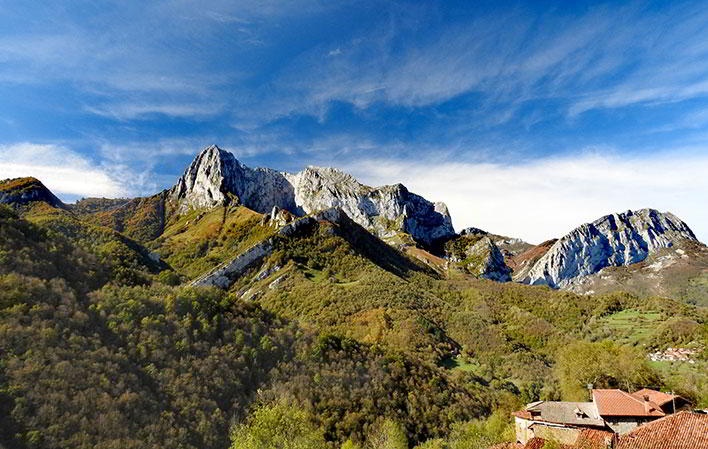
[518,209,699,288]
[169,145,455,246]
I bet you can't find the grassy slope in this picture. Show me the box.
[77,194,167,243]
[70,200,708,397]
[14,201,163,286]
[148,205,276,279]
[3,192,708,446]
[190,213,707,392]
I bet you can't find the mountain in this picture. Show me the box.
[562,239,708,306]
[1,156,707,449]
[442,229,515,281]
[169,145,455,246]
[509,239,557,281]
[0,177,65,209]
[517,209,701,288]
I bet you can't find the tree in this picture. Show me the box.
[230,401,327,449]
[366,419,407,449]
[554,340,660,400]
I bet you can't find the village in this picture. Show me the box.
[499,388,707,448]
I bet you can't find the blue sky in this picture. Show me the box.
[1,0,707,243]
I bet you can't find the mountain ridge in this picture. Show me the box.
[169,145,455,246]
[1,147,704,297]
[0,177,65,209]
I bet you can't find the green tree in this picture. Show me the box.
[366,419,407,449]
[555,340,660,400]
[230,401,327,449]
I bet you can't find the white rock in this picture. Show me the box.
[519,209,698,288]
[170,145,455,246]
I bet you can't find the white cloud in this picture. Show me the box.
[0,143,129,198]
[85,102,224,121]
[342,150,708,245]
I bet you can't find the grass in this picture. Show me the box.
[0,177,40,192]
[440,355,481,373]
[595,309,663,346]
[649,359,708,407]
[152,205,275,279]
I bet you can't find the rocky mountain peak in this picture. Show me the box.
[519,208,699,288]
[169,144,237,211]
[169,146,455,246]
[0,177,65,209]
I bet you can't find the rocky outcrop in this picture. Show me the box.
[466,237,512,281]
[445,235,512,281]
[170,145,455,246]
[510,239,557,282]
[518,209,699,288]
[0,177,65,209]
[170,146,297,213]
[191,207,345,288]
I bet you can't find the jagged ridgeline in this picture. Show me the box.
[0,146,707,449]
[169,144,455,246]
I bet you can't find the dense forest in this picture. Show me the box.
[0,197,706,449]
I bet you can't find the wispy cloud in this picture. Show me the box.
[342,149,708,244]
[85,102,225,121]
[246,2,708,128]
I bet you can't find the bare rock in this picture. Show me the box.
[170,145,455,246]
[519,209,699,288]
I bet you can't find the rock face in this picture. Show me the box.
[445,234,512,281]
[510,239,557,282]
[170,145,455,246]
[519,209,699,288]
[0,177,65,209]
[464,237,512,282]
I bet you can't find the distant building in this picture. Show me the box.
[512,388,688,445]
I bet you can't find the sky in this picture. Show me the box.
[0,0,707,244]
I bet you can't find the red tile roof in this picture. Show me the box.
[630,389,678,407]
[592,389,664,417]
[574,428,616,449]
[488,442,523,449]
[616,411,708,449]
[524,438,553,449]
[512,410,533,420]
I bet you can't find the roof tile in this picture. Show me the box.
[630,389,678,407]
[616,411,708,449]
[593,389,664,417]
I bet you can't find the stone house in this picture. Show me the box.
[512,388,686,445]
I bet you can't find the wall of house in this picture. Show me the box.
[532,425,581,445]
[604,417,653,434]
[515,417,534,444]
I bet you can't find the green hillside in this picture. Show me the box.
[0,192,706,449]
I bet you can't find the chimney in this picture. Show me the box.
[643,395,652,414]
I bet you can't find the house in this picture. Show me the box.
[512,401,606,444]
[615,411,708,449]
[504,411,707,449]
[592,389,665,434]
[512,388,685,445]
[629,388,691,414]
